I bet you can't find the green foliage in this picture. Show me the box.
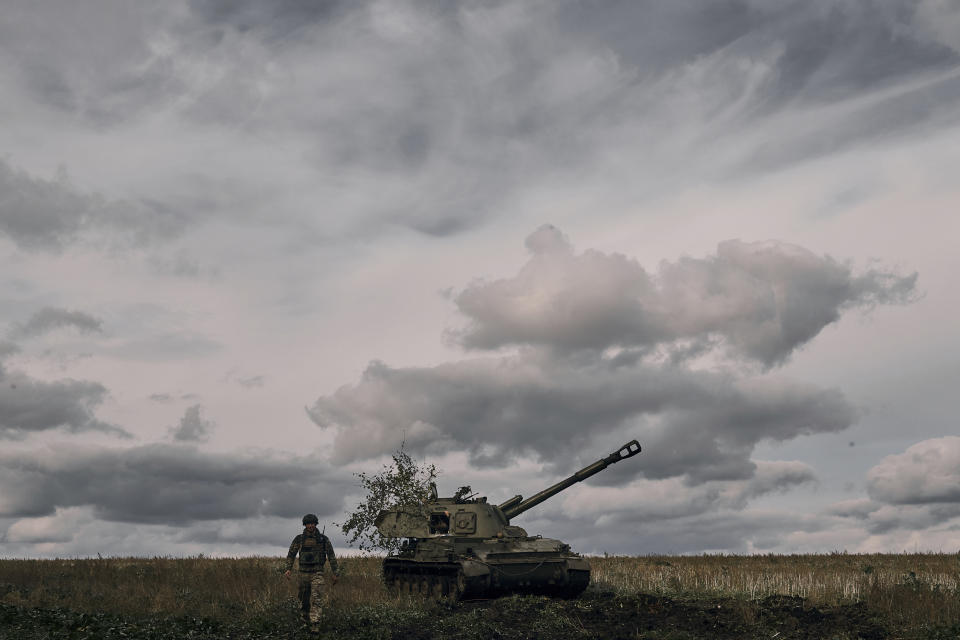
[453,485,475,502]
[338,447,438,553]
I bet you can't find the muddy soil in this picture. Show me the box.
[0,590,937,639]
[573,591,885,639]
[439,591,890,640]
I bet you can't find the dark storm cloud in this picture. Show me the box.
[142,2,647,234]
[0,159,191,252]
[183,0,959,111]
[10,307,103,339]
[558,0,960,159]
[168,404,213,442]
[308,353,856,483]
[755,1,955,102]
[0,161,99,251]
[4,1,955,245]
[582,0,960,181]
[555,1,760,74]
[740,69,960,175]
[0,443,347,524]
[0,2,182,127]
[0,371,129,439]
[453,226,917,366]
[559,1,958,92]
[309,227,915,488]
[188,0,347,40]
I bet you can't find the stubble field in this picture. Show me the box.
[1,553,958,639]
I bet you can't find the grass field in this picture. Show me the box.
[1,553,959,638]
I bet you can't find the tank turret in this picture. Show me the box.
[376,439,641,600]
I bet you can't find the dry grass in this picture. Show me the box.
[591,552,960,627]
[2,553,959,629]
[0,556,449,640]
[1,556,284,618]
[0,556,396,619]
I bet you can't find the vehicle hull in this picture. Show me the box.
[382,538,591,600]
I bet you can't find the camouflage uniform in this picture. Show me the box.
[286,528,339,625]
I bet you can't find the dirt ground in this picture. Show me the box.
[0,589,942,639]
[436,591,891,640]
[553,591,887,640]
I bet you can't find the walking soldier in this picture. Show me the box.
[284,513,339,632]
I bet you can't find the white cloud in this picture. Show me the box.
[452,226,916,365]
[819,438,960,549]
[308,228,908,493]
[867,436,960,505]
[0,443,349,524]
[5,506,89,543]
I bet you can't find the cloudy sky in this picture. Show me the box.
[1,0,958,558]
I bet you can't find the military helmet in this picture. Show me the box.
[302,513,319,525]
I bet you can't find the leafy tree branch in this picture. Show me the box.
[338,448,438,554]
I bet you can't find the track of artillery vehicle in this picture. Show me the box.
[375,439,641,600]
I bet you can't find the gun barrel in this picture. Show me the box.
[499,440,641,520]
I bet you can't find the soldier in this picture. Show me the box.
[284,513,340,632]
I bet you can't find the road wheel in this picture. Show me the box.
[447,570,466,603]
[429,577,443,599]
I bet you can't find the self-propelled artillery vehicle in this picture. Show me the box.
[375,439,641,600]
